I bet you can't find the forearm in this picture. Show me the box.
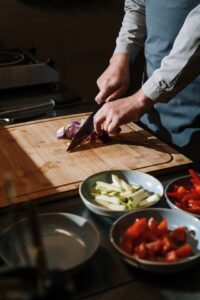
[142,4,200,103]
[114,0,146,58]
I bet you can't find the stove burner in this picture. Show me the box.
[0,51,25,66]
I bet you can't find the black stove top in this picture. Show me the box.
[0,48,94,125]
[0,48,59,90]
[0,51,25,66]
[0,83,85,124]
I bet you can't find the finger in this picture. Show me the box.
[109,126,122,136]
[95,88,110,104]
[103,114,112,132]
[107,118,119,134]
[95,91,104,104]
[106,87,125,102]
[95,83,121,104]
[93,110,106,135]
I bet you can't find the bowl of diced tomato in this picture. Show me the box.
[165,169,200,218]
[110,208,200,273]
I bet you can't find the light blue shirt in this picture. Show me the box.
[114,0,200,160]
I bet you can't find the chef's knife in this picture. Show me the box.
[66,104,102,152]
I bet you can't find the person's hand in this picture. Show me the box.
[95,53,130,103]
[94,89,154,135]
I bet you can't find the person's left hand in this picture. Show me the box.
[94,89,154,135]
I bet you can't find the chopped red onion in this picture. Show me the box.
[56,119,110,144]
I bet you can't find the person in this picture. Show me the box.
[93,1,200,163]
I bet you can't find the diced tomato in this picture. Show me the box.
[146,240,162,253]
[146,249,156,261]
[148,217,158,231]
[175,243,193,258]
[122,238,132,254]
[157,219,168,236]
[124,218,147,239]
[121,216,193,263]
[169,226,187,243]
[142,228,158,242]
[134,243,147,259]
[162,236,177,253]
[165,250,178,262]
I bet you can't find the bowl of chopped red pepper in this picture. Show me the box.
[110,208,200,273]
[165,169,200,218]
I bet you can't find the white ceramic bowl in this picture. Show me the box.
[165,175,200,219]
[110,208,200,273]
[0,213,100,272]
[79,170,164,218]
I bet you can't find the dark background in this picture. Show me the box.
[0,0,123,100]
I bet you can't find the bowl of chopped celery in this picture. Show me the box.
[79,170,164,218]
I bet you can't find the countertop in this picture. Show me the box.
[0,85,199,299]
[0,170,200,300]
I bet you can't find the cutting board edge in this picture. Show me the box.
[2,156,192,209]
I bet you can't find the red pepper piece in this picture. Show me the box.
[174,201,182,208]
[187,199,200,208]
[189,169,200,186]
[182,192,200,202]
[185,207,200,214]
[177,186,188,194]
[167,191,183,199]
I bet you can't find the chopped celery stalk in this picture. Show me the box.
[131,183,140,190]
[95,195,120,205]
[130,189,150,207]
[120,179,133,191]
[111,174,122,187]
[95,198,126,211]
[108,191,118,196]
[139,194,160,207]
[120,191,137,198]
[96,181,122,192]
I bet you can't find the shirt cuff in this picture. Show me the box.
[114,43,142,61]
[142,76,168,102]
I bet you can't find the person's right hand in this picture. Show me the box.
[95,53,130,104]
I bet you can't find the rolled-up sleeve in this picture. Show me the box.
[142,4,200,102]
[114,0,146,57]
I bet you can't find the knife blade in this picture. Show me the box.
[66,104,102,152]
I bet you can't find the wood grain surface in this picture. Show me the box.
[0,113,192,208]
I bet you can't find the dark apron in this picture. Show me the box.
[140,0,200,161]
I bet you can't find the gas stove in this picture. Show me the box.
[0,48,59,90]
[0,48,87,124]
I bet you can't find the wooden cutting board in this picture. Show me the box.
[0,113,192,208]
